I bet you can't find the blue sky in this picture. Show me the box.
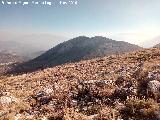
[0,0,160,46]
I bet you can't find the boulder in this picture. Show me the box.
[148,80,160,93]
[148,80,160,100]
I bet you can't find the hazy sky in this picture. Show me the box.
[0,0,160,47]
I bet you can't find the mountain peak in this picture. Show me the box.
[76,35,90,39]
[10,36,142,74]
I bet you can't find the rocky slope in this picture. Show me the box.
[12,36,142,73]
[0,48,159,119]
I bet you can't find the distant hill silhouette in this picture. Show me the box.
[153,43,160,48]
[10,36,142,73]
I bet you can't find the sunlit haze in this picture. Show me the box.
[0,0,160,48]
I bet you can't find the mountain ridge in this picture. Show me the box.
[10,36,142,73]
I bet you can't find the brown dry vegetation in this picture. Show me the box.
[0,48,159,120]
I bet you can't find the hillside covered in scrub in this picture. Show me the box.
[0,48,159,119]
[11,36,142,73]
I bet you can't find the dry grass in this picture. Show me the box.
[0,48,159,119]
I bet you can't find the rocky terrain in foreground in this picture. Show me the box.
[0,48,159,120]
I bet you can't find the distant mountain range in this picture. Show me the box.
[11,36,142,73]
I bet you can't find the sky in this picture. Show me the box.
[0,0,160,47]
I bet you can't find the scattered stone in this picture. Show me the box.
[44,87,53,94]
[71,99,78,106]
[0,96,18,105]
[88,114,98,120]
[14,114,22,120]
[82,80,113,85]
